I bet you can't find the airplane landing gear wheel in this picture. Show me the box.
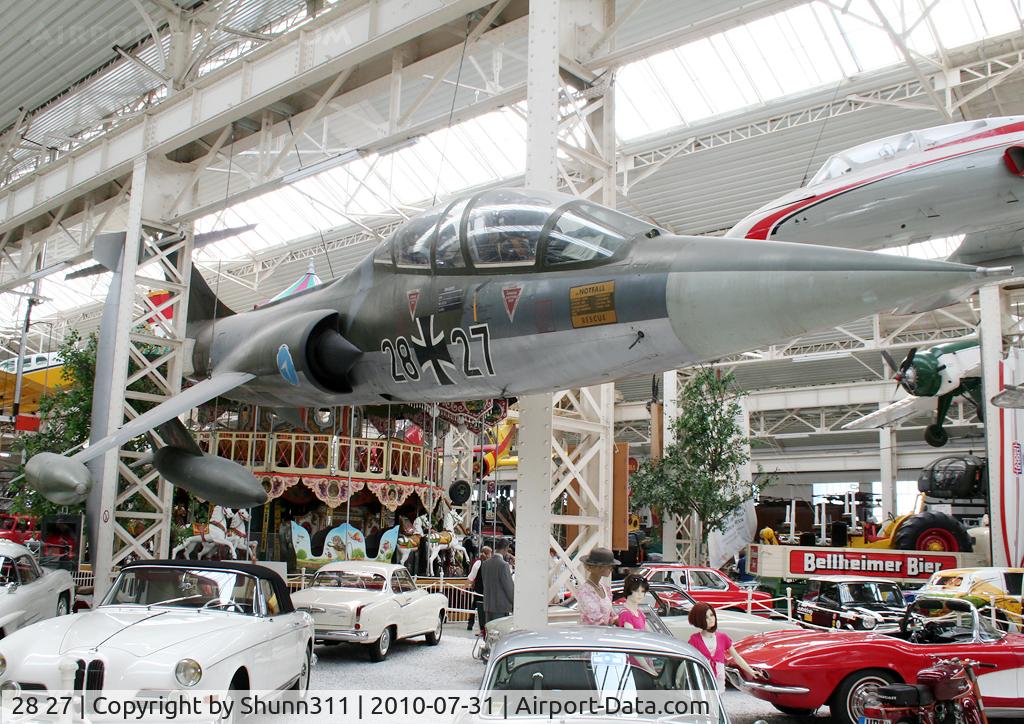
[924,424,948,447]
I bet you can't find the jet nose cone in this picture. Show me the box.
[664,237,1008,361]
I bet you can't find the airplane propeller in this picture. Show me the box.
[882,347,917,394]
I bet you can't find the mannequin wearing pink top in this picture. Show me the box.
[686,601,767,691]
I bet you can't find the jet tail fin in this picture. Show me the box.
[187,264,236,324]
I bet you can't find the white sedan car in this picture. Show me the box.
[0,560,313,696]
[0,540,74,636]
[292,561,448,662]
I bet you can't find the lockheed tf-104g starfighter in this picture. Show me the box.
[25,188,1009,508]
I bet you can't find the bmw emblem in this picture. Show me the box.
[277,344,300,386]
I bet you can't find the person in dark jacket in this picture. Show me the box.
[465,545,492,630]
[480,539,515,624]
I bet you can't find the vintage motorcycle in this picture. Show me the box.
[863,656,994,724]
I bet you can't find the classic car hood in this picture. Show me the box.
[734,628,898,664]
[59,607,240,657]
[291,588,387,608]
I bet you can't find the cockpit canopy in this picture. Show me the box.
[373,188,658,273]
[808,117,1020,185]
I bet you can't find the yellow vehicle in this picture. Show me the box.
[0,351,64,415]
[847,495,973,553]
[917,567,1024,628]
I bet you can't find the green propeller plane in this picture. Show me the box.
[842,340,986,446]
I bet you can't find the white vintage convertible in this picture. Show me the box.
[0,560,313,696]
[0,540,74,637]
[292,561,448,661]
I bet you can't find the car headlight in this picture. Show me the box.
[174,659,202,687]
[0,653,6,677]
[861,615,877,629]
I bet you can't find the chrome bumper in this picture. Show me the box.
[316,629,370,642]
[725,667,810,695]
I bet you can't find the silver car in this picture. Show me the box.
[473,627,728,724]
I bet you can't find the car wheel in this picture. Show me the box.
[831,670,897,724]
[369,627,393,662]
[224,674,247,724]
[56,594,70,617]
[290,647,311,698]
[425,613,444,645]
[772,705,816,716]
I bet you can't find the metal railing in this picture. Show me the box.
[285,571,478,622]
[195,431,441,485]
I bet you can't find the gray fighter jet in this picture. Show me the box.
[25,188,1009,507]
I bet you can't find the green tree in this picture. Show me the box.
[10,330,97,516]
[629,368,766,560]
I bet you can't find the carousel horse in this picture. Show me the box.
[172,505,234,559]
[396,514,422,567]
[425,509,469,576]
[221,508,257,561]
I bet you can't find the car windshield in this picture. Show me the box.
[487,649,723,722]
[0,557,13,584]
[842,582,905,606]
[312,570,386,590]
[102,567,261,615]
[930,573,969,591]
[906,599,1001,642]
[0,519,14,531]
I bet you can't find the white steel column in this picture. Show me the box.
[878,426,898,519]
[90,155,193,596]
[513,0,561,631]
[980,283,1007,565]
[90,156,148,593]
[660,370,681,561]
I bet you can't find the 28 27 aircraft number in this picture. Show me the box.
[381,323,494,384]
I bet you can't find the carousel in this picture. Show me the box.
[172,397,513,577]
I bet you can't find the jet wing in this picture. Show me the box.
[841,396,936,430]
[992,384,1024,408]
[71,371,254,464]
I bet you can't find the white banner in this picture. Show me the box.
[995,347,1024,566]
[707,497,757,568]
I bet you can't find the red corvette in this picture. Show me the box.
[640,563,773,613]
[728,597,1023,724]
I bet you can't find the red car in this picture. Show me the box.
[640,563,773,613]
[0,514,38,546]
[729,597,1024,724]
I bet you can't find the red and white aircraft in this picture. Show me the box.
[728,116,1024,268]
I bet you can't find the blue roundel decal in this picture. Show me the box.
[277,344,300,386]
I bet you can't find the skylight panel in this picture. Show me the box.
[724,25,784,100]
[879,234,964,260]
[707,36,760,106]
[678,39,748,116]
[925,0,984,49]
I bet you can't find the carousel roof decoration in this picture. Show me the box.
[366,398,512,437]
[258,260,322,307]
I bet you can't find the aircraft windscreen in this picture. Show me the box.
[545,202,650,266]
[808,118,1000,186]
[809,132,917,184]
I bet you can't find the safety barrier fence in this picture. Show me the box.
[195,431,442,486]
[713,588,1024,633]
[66,568,1024,634]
